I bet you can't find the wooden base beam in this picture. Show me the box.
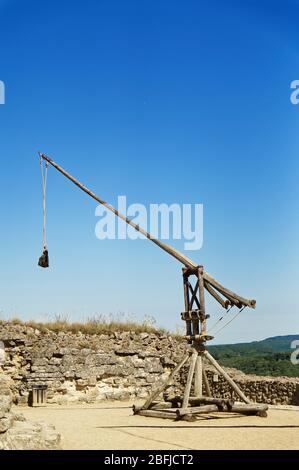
[135,409,179,420]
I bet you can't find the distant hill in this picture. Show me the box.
[208,335,299,377]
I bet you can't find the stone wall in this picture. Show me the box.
[0,374,60,449]
[179,367,299,406]
[0,322,298,406]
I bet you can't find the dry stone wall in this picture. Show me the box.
[0,322,298,406]
[0,374,61,449]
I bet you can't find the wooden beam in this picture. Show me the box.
[187,281,201,310]
[204,281,230,309]
[202,363,212,397]
[163,395,233,408]
[198,267,206,333]
[150,402,173,410]
[176,405,219,417]
[39,153,200,270]
[183,272,192,337]
[182,351,197,409]
[189,281,199,309]
[203,271,256,308]
[230,404,268,417]
[141,353,190,410]
[204,350,251,404]
[135,409,177,420]
[39,153,256,310]
[194,355,203,398]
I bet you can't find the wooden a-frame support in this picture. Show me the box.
[133,267,268,421]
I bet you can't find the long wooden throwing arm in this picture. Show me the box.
[38,153,256,309]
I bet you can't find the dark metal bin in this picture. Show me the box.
[30,384,48,407]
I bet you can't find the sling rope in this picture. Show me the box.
[40,156,49,250]
[211,305,246,337]
[206,305,233,334]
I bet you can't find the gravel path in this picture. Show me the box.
[17,401,299,450]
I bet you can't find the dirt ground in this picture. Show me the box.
[16,401,299,450]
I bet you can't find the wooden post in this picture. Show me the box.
[182,350,197,409]
[204,350,250,404]
[194,354,203,398]
[183,270,192,338]
[198,267,206,334]
[202,363,212,397]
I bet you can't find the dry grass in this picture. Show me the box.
[2,314,168,336]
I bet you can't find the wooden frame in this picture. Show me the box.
[133,267,266,421]
[36,154,259,421]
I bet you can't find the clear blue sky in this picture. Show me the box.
[0,0,298,343]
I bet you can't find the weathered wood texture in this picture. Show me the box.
[135,409,177,420]
[204,281,230,309]
[176,405,219,417]
[182,351,197,409]
[230,404,268,417]
[142,353,189,410]
[202,364,212,397]
[194,355,203,398]
[204,350,251,404]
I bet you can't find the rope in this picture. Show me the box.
[212,306,246,337]
[40,156,49,250]
[206,305,233,334]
